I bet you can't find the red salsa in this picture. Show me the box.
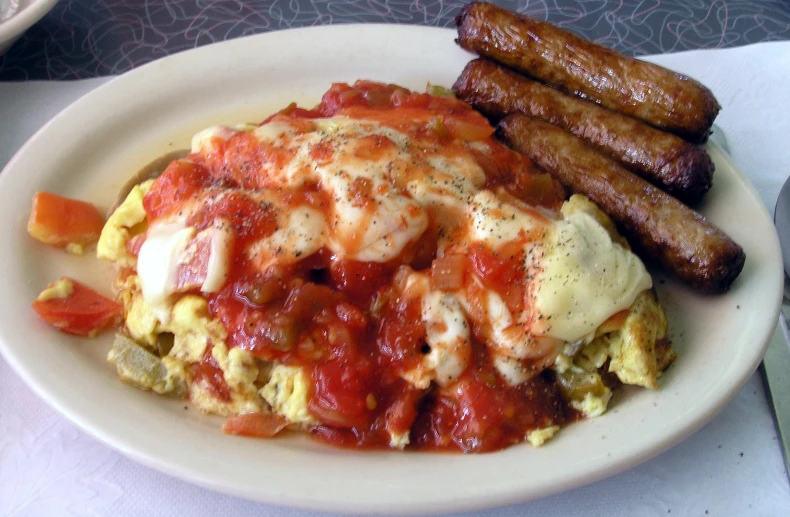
[141,80,578,452]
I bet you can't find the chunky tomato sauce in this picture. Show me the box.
[142,81,578,452]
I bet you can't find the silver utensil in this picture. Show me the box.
[765,165,790,480]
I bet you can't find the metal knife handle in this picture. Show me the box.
[761,321,790,481]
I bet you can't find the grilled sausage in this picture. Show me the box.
[455,2,721,143]
[497,114,744,293]
[453,59,714,204]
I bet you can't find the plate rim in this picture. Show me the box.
[0,0,58,44]
[0,23,784,515]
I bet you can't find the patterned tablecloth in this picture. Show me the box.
[2,0,790,80]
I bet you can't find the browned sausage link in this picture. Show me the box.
[453,58,714,204]
[497,114,745,293]
[455,2,721,143]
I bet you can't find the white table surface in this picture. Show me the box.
[2,42,790,516]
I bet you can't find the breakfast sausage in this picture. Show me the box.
[453,59,714,204]
[455,2,721,143]
[497,114,744,293]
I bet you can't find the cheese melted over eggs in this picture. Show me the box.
[134,115,652,388]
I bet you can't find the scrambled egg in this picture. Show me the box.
[117,281,281,416]
[102,185,295,419]
[66,243,86,255]
[549,197,675,422]
[97,179,153,267]
[167,295,227,363]
[260,365,316,428]
[389,430,411,450]
[547,300,672,422]
[527,426,560,447]
[605,290,672,389]
[36,277,74,301]
[99,118,674,450]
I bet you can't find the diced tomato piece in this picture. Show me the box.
[468,243,524,290]
[31,277,122,337]
[376,294,426,372]
[468,243,528,315]
[190,346,231,401]
[276,102,323,119]
[143,160,209,219]
[222,413,289,438]
[27,192,105,249]
[309,357,375,429]
[385,387,423,437]
[174,227,232,293]
[328,259,395,305]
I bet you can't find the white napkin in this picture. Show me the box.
[2,42,790,516]
[644,41,790,212]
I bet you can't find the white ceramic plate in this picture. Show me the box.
[0,0,57,55]
[0,25,783,515]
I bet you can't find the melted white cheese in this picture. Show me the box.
[241,116,487,263]
[463,193,651,345]
[187,117,490,265]
[533,210,652,342]
[137,222,195,322]
[456,280,560,386]
[406,156,484,236]
[413,155,485,208]
[453,192,652,383]
[468,190,544,247]
[400,273,472,389]
[321,166,427,262]
[191,126,235,154]
[252,120,292,142]
[178,118,652,383]
[492,355,531,386]
[260,117,429,262]
[248,205,327,269]
[192,124,257,154]
[138,219,234,322]
[421,290,471,387]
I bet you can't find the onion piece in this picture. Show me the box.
[430,254,467,291]
[444,117,492,141]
